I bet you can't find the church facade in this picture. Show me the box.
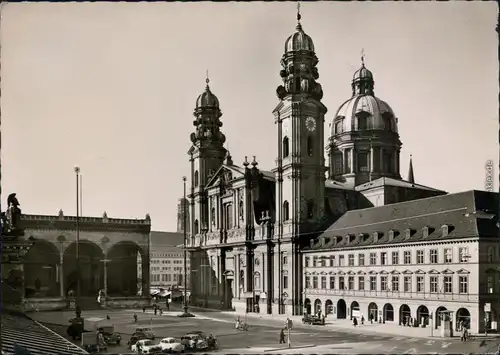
[186,11,446,315]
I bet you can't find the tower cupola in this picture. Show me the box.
[195,77,220,110]
[352,55,375,96]
[276,3,323,101]
[190,76,226,146]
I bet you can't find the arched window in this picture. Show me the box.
[357,115,368,130]
[335,120,343,135]
[383,115,392,132]
[194,219,199,235]
[307,200,315,219]
[194,170,199,187]
[283,136,290,158]
[307,136,313,156]
[488,247,495,262]
[283,201,290,221]
[254,272,261,291]
[333,153,343,175]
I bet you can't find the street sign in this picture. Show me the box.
[485,303,491,312]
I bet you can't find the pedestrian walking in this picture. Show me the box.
[353,317,358,327]
[133,313,138,323]
[154,305,158,316]
[361,315,365,325]
[166,298,170,310]
[159,308,163,316]
[279,328,286,344]
[106,315,110,320]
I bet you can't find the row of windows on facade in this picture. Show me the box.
[331,149,394,176]
[281,136,315,158]
[305,247,471,268]
[151,259,188,264]
[333,114,393,135]
[152,253,183,258]
[150,266,187,272]
[305,274,470,294]
[249,272,289,290]
[151,273,189,282]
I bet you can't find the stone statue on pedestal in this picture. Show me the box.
[1,193,24,236]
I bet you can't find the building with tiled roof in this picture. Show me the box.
[184,5,494,334]
[303,190,499,334]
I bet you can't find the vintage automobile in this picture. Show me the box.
[180,334,208,350]
[302,314,325,325]
[128,334,148,349]
[131,339,162,354]
[134,327,155,340]
[98,325,122,345]
[158,337,185,353]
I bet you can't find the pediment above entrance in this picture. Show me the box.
[205,164,245,189]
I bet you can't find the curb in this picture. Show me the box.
[264,344,316,352]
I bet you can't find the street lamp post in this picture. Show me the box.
[74,166,81,318]
[179,176,194,318]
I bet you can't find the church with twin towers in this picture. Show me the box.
[184,7,445,315]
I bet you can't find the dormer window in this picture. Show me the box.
[346,234,356,243]
[359,233,369,242]
[357,113,368,130]
[335,120,343,135]
[382,112,393,132]
[442,225,449,237]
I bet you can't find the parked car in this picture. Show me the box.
[180,334,207,350]
[302,314,325,325]
[128,334,147,349]
[134,327,155,340]
[159,337,185,353]
[98,325,122,345]
[131,339,162,354]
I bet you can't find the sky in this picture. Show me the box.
[1,2,498,232]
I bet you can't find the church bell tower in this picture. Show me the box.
[273,6,328,236]
[272,5,328,316]
[188,77,227,242]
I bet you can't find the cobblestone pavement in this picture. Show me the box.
[31,308,495,354]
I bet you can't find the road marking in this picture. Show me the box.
[441,342,451,348]
[393,337,404,341]
[403,348,417,354]
[425,340,435,345]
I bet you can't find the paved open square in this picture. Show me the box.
[30,308,495,354]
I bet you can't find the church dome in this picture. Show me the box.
[331,95,398,136]
[284,23,315,53]
[195,78,219,109]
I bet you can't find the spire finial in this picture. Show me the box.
[408,154,415,184]
[361,48,365,66]
[297,2,301,23]
[205,69,210,87]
